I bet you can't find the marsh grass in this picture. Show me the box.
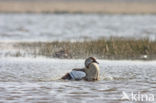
[12,38,156,60]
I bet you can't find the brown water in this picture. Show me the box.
[0,58,155,103]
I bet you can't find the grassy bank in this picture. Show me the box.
[10,38,156,60]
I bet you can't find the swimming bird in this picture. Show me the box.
[61,57,100,81]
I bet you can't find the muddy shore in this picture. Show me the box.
[0,1,156,14]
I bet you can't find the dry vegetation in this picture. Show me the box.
[0,1,156,14]
[11,38,156,60]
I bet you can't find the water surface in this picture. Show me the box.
[0,58,155,103]
[0,14,156,41]
[0,13,156,103]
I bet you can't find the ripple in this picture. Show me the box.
[0,58,156,103]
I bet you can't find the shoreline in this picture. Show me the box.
[0,1,156,14]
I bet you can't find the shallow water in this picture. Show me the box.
[0,13,156,102]
[0,58,155,103]
[0,14,156,41]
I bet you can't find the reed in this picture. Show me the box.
[13,38,156,60]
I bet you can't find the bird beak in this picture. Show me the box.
[95,60,99,64]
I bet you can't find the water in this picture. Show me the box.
[0,14,156,41]
[0,13,156,102]
[0,57,156,103]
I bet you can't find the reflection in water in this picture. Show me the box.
[0,58,155,103]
